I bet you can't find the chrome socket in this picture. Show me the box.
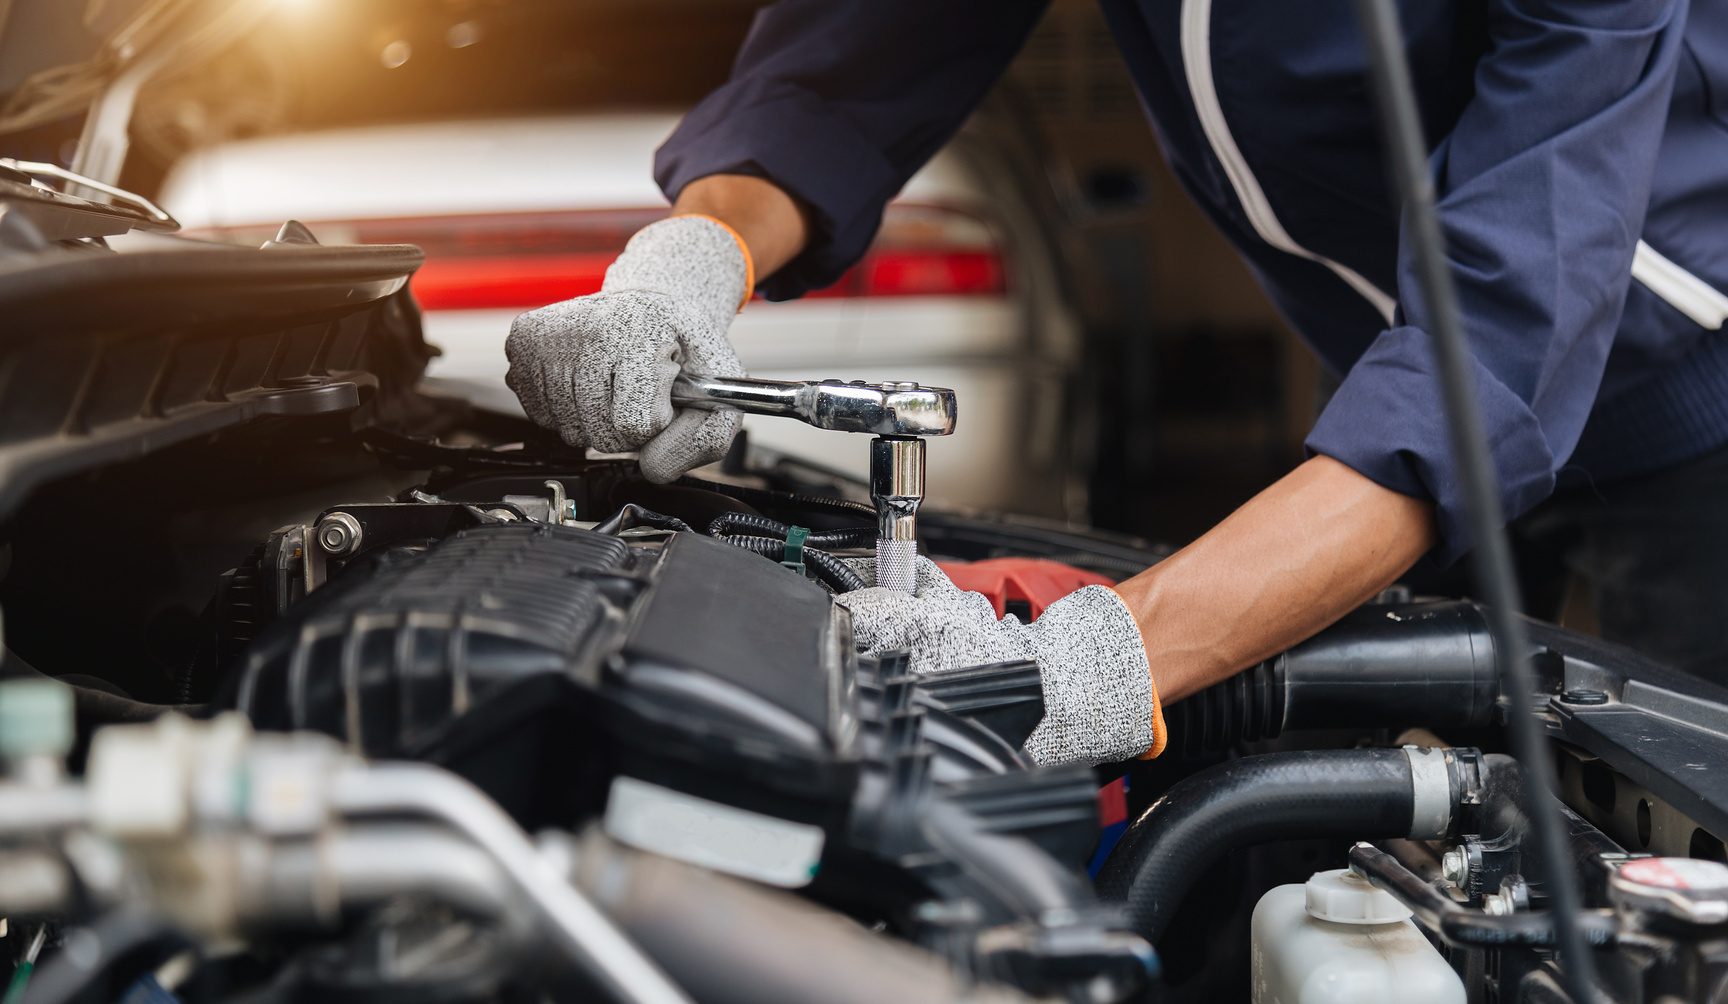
[870,436,925,593]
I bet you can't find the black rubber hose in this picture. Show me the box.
[1094,749,1416,944]
[708,511,876,549]
[676,475,877,524]
[1164,658,1285,757]
[721,535,869,592]
[594,503,694,535]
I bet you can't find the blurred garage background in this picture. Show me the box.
[0,0,1319,548]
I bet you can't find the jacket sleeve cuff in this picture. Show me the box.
[655,78,904,301]
[1305,325,1557,566]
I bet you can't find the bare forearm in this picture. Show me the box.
[672,174,809,280]
[1112,455,1438,703]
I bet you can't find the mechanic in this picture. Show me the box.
[506,0,1726,766]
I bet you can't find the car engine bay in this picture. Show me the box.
[3,182,1728,1004]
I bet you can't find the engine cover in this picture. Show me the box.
[229,523,857,826]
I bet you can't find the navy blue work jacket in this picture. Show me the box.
[656,0,1725,564]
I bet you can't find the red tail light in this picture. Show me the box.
[184,204,1006,310]
[412,252,613,309]
[347,208,661,311]
[859,249,1005,296]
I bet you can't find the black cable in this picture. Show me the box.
[709,512,785,537]
[707,512,877,549]
[805,549,868,592]
[594,504,694,535]
[720,536,869,592]
[1347,1,1602,998]
[676,475,877,524]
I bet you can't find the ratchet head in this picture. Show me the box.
[810,380,957,437]
[670,376,956,437]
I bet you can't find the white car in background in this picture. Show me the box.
[158,113,1083,515]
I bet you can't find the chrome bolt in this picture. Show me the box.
[314,512,363,556]
[1482,877,1529,916]
[1441,847,1470,887]
[1497,876,1530,913]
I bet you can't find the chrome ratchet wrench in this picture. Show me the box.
[671,375,957,593]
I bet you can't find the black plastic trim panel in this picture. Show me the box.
[0,242,425,521]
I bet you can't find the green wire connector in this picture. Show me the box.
[3,959,32,1004]
[4,926,47,1004]
[780,525,810,577]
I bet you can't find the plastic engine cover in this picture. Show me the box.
[232,524,632,751]
[226,524,857,827]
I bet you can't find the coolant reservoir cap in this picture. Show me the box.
[1611,857,1728,925]
[1304,868,1413,925]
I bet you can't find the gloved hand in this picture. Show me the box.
[840,557,1164,766]
[505,215,753,483]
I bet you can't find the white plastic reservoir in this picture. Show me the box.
[1251,868,1465,1004]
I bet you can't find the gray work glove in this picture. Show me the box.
[505,215,750,483]
[839,557,1160,767]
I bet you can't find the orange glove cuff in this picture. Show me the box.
[1139,676,1167,759]
[681,213,756,312]
[1110,586,1165,760]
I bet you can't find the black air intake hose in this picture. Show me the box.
[1094,748,1468,944]
[1165,599,1499,756]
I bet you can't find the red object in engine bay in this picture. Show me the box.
[936,557,1116,622]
